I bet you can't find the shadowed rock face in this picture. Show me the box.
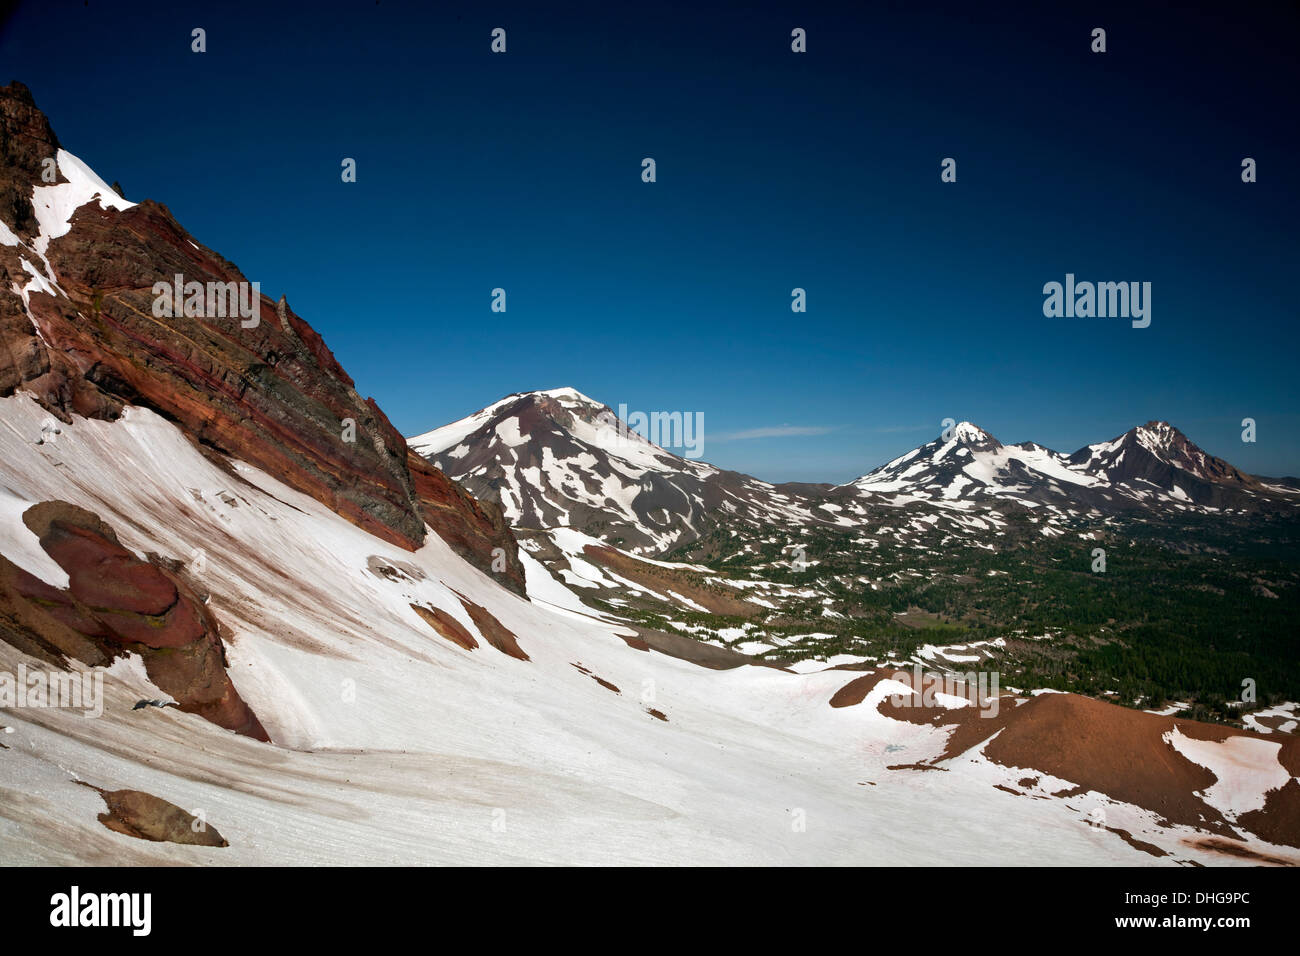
[1068,421,1269,507]
[0,81,59,238]
[4,501,267,741]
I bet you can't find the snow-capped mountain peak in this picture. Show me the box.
[845,417,1287,513]
[949,421,999,446]
[410,387,698,472]
[849,420,1085,503]
[417,387,1298,556]
[1069,421,1262,502]
[412,389,734,552]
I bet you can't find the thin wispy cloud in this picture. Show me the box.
[713,425,837,442]
[866,424,935,435]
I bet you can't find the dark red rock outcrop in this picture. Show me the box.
[0,81,59,238]
[1,81,530,586]
[3,501,267,741]
[0,81,425,550]
[1,82,530,595]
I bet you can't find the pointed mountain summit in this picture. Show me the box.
[949,421,1002,449]
[1070,420,1266,505]
[412,388,758,553]
[411,387,701,477]
[848,420,1105,506]
[847,418,1292,512]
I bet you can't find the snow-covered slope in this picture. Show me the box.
[3,146,133,311]
[4,392,1296,865]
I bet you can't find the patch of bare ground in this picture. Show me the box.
[627,626,787,671]
[1249,714,1289,732]
[570,662,620,694]
[1190,837,1295,866]
[828,670,890,708]
[893,607,954,629]
[1275,734,1300,777]
[1236,778,1300,848]
[830,670,1300,846]
[409,604,477,651]
[887,763,948,772]
[581,544,759,617]
[616,632,651,652]
[1106,827,1168,858]
[1053,784,1088,798]
[970,695,1233,834]
[451,590,528,661]
[80,782,228,847]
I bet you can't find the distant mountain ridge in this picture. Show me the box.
[414,389,1300,555]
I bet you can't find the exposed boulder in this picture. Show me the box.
[5,501,267,741]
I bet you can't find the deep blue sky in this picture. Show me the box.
[2,0,1297,481]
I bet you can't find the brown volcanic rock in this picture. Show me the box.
[84,783,229,847]
[0,81,60,239]
[23,502,203,648]
[39,523,179,617]
[37,213,424,548]
[452,590,528,660]
[410,603,478,651]
[0,556,108,666]
[0,277,49,396]
[5,501,268,741]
